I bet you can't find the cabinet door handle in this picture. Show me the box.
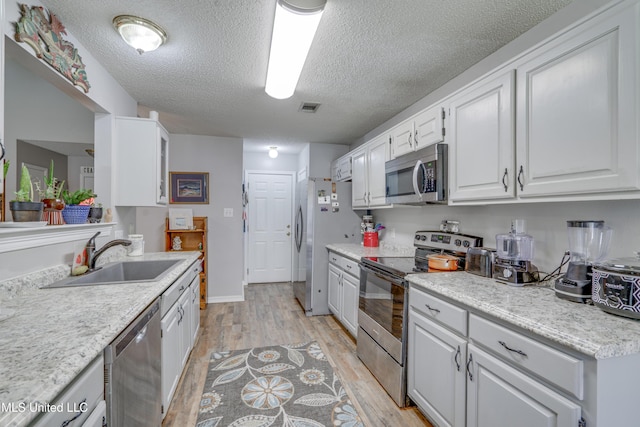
[454,345,461,372]
[408,132,413,148]
[424,303,440,315]
[517,165,524,191]
[466,353,474,381]
[502,168,508,192]
[498,340,528,357]
[414,130,419,147]
[60,398,86,427]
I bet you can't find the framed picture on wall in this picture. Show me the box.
[170,172,209,204]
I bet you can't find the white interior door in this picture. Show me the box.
[247,172,293,283]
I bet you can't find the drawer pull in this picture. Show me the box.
[466,353,474,381]
[60,398,87,427]
[498,340,528,358]
[454,345,461,372]
[424,304,440,315]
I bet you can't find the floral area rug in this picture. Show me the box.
[196,341,365,427]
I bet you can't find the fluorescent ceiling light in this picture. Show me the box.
[113,15,167,54]
[265,0,326,99]
[268,147,279,158]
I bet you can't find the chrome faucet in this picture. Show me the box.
[84,232,132,270]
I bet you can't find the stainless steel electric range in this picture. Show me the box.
[356,230,483,407]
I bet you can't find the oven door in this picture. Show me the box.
[358,263,407,364]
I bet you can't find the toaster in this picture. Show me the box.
[465,247,496,278]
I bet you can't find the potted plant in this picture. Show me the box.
[34,160,66,210]
[61,188,96,224]
[9,163,44,222]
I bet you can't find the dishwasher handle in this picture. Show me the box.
[110,299,160,358]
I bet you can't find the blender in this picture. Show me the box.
[554,220,612,303]
[493,219,538,285]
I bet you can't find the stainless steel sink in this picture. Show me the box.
[43,259,181,288]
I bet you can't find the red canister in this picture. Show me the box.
[363,231,379,247]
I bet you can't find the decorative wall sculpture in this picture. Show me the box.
[14,4,91,93]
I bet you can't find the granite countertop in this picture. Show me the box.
[326,242,415,261]
[0,251,200,427]
[407,272,640,360]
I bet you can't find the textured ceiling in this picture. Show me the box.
[38,0,572,145]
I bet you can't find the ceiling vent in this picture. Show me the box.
[299,102,320,113]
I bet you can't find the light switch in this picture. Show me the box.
[224,208,234,218]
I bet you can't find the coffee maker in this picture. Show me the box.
[493,219,539,286]
[554,220,612,303]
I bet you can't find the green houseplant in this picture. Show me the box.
[9,163,44,222]
[61,188,96,224]
[35,159,66,211]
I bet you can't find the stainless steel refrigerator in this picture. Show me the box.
[293,177,361,316]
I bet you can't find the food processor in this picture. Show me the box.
[554,220,612,303]
[493,219,538,286]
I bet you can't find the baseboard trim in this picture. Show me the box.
[208,294,245,303]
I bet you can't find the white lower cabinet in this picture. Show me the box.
[408,307,466,427]
[161,262,201,417]
[466,344,581,427]
[327,251,359,337]
[408,285,585,427]
[31,355,105,427]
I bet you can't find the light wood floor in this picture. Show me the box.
[162,282,432,427]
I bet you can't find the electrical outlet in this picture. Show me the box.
[224,208,234,218]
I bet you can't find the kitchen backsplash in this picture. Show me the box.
[374,199,640,276]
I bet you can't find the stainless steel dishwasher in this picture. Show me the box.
[105,297,162,427]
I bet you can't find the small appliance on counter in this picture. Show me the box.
[592,255,640,319]
[554,220,612,303]
[493,219,538,285]
[466,247,496,278]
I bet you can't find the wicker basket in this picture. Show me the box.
[62,205,91,224]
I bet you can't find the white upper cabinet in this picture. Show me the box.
[448,0,639,204]
[391,105,445,158]
[115,117,169,206]
[514,3,639,198]
[391,120,414,158]
[331,154,352,182]
[448,70,516,202]
[414,106,446,152]
[352,135,391,209]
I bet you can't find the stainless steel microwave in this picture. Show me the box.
[385,143,448,205]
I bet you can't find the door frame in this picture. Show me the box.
[243,170,296,286]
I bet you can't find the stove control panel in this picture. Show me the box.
[414,231,483,252]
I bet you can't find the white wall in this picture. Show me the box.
[308,143,349,177]
[5,59,95,195]
[243,151,299,172]
[373,199,640,278]
[135,135,245,302]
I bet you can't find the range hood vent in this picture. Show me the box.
[299,102,320,113]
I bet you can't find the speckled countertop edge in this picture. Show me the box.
[407,272,640,360]
[326,243,415,261]
[0,251,200,427]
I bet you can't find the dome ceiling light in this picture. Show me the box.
[268,147,279,158]
[113,15,167,54]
